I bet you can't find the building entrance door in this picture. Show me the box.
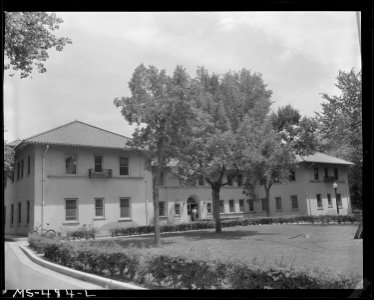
[187,197,199,221]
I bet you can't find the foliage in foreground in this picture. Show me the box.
[28,235,360,289]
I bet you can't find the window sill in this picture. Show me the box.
[291,209,299,211]
[328,205,333,208]
[93,217,106,221]
[159,216,168,219]
[317,208,324,210]
[63,221,80,226]
[118,218,132,222]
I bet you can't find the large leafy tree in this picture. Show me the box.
[316,69,362,208]
[114,64,193,246]
[4,12,72,78]
[239,117,296,217]
[174,67,272,232]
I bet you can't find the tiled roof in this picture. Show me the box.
[7,139,23,147]
[296,152,354,165]
[20,121,132,149]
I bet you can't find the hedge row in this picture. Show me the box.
[110,214,361,237]
[27,235,360,289]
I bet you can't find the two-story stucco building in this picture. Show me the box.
[4,120,354,236]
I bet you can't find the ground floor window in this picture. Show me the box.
[174,203,180,216]
[275,197,282,210]
[229,199,235,212]
[207,202,212,214]
[291,195,298,210]
[239,199,244,212]
[11,204,14,225]
[219,200,224,213]
[18,202,21,224]
[27,201,30,223]
[65,199,78,221]
[336,194,342,207]
[327,194,332,207]
[159,201,165,216]
[261,198,267,211]
[95,198,105,217]
[247,199,254,212]
[317,194,323,208]
[120,198,131,218]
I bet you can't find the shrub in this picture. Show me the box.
[66,224,99,240]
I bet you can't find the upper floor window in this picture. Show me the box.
[28,156,31,175]
[324,168,329,178]
[17,161,20,180]
[95,198,105,217]
[120,198,131,218]
[334,168,339,180]
[227,175,233,186]
[239,199,244,212]
[237,174,243,187]
[65,154,77,175]
[291,195,298,210]
[313,167,319,180]
[317,194,322,208]
[65,199,78,221]
[229,199,235,212]
[95,155,103,172]
[275,197,282,210]
[21,160,24,178]
[198,175,204,186]
[289,170,296,181]
[119,157,129,175]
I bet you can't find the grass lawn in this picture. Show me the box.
[87,224,362,278]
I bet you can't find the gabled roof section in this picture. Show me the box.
[296,152,354,165]
[21,120,132,149]
[7,139,22,147]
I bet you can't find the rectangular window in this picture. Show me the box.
[327,194,332,207]
[219,200,224,213]
[291,195,299,209]
[119,157,129,175]
[174,203,181,216]
[120,198,131,218]
[337,194,342,207]
[324,168,329,178]
[27,201,30,223]
[227,175,233,186]
[247,199,254,212]
[28,156,30,175]
[11,204,14,225]
[95,198,105,217]
[159,201,165,217]
[275,197,282,210]
[17,161,20,180]
[237,174,243,187]
[18,202,21,224]
[313,167,319,180]
[239,199,244,212]
[21,160,24,178]
[334,169,339,180]
[159,171,164,185]
[289,170,296,181]
[207,202,212,214]
[65,199,78,221]
[229,199,235,212]
[95,155,103,172]
[65,154,77,175]
[261,198,267,211]
[198,175,204,186]
[317,194,322,208]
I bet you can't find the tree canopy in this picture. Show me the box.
[4,12,72,78]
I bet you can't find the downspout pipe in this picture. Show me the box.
[41,145,50,232]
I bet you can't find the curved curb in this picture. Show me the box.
[19,244,147,290]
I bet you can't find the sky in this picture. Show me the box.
[3,11,361,142]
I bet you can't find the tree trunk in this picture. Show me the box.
[153,168,162,247]
[265,187,270,217]
[212,185,222,233]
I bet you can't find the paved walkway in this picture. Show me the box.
[4,242,103,290]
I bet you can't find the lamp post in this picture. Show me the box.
[333,182,339,214]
